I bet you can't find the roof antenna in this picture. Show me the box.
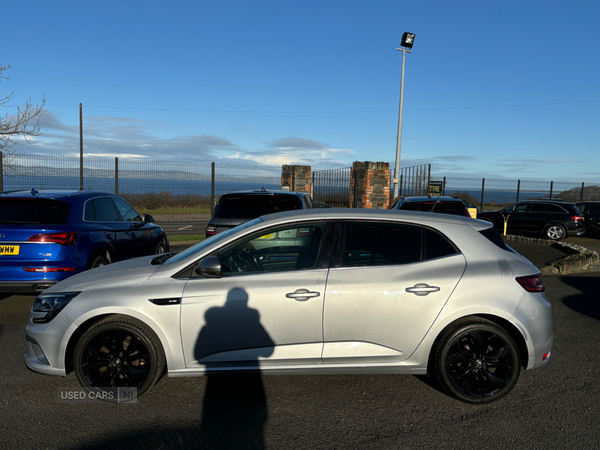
[31,188,38,196]
[261,187,266,192]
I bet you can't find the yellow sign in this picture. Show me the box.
[257,233,275,240]
[0,245,20,255]
[428,181,443,196]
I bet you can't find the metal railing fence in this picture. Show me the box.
[3,152,600,220]
[312,167,352,207]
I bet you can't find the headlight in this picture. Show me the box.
[32,292,80,323]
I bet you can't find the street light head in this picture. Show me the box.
[400,32,416,49]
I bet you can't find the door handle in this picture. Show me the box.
[286,289,320,301]
[405,283,440,296]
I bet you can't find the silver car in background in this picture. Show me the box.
[24,209,553,403]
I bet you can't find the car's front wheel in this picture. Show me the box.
[544,224,566,240]
[432,319,521,404]
[73,315,165,401]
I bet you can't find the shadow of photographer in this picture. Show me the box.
[195,287,274,449]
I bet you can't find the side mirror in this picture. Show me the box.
[142,214,155,224]
[195,256,222,278]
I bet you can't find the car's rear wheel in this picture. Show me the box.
[73,315,165,401]
[90,254,109,269]
[544,224,566,240]
[432,320,521,404]
[155,240,167,254]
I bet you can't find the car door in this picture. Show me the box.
[523,203,553,233]
[495,203,529,234]
[111,197,152,257]
[180,221,329,369]
[84,196,133,261]
[322,221,466,364]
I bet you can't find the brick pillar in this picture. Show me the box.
[349,161,391,209]
[281,165,312,193]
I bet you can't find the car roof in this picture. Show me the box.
[255,207,489,229]
[220,189,308,198]
[393,196,464,203]
[0,189,118,200]
[515,199,574,204]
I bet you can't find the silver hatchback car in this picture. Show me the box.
[25,209,553,403]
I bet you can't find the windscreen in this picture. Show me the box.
[0,198,70,225]
[215,194,303,219]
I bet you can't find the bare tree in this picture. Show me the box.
[1,62,46,173]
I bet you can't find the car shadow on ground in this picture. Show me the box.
[560,276,600,321]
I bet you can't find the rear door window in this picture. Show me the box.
[340,221,460,267]
[342,222,422,267]
[85,197,120,222]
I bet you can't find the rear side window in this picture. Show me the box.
[215,194,303,219]
[479,226,509,251]
[0,198,69,225]
[424,228,460,260]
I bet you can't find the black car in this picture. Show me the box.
[575,201,600,235]
[478,200,584,240]
[206,189,314,236]
[389,196,471,217]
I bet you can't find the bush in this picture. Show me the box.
[120,191,212,210]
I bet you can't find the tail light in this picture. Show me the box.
[24,267,77,273]
[206,226,216,236]
[571,216,583,222]
[28,232,77,246]
[516,274,545,292]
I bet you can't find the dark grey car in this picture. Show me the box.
[206,189,313,236]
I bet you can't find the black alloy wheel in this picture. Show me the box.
[74,315,165,400]
[433,320,521,404]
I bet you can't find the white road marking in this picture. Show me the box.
[178,225,193,230]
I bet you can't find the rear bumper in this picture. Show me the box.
[0,280,57,293]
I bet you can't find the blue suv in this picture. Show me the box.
[0,190,168,293]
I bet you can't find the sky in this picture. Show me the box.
[2,0,599,182]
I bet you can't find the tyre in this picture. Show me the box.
[155,240,167,254]
[432,319,521,404]
[89,254,109,269]
[73,315,165,401]
[544,224,566,240]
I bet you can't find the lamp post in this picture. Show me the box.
[392,32,415,199]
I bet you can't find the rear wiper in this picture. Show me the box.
[1,219,42,224]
